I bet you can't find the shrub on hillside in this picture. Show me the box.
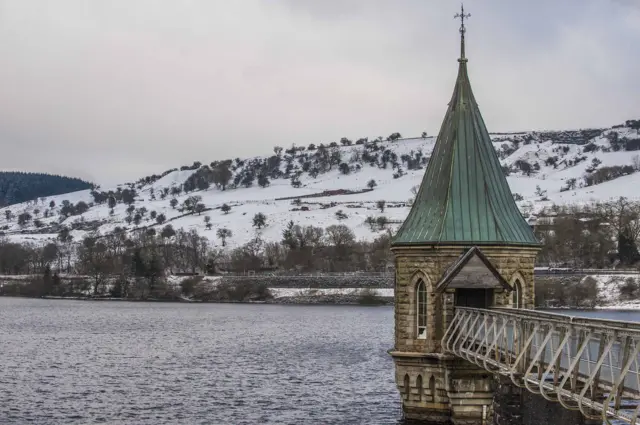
[619,277,639,300]
[583,165,635,186]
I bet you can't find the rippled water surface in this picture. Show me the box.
[0,298,402,425]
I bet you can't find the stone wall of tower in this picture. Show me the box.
[391,244,539,424]
[394,356,451,423]
[393,245,539,354]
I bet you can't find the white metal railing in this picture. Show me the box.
[443,307,640,424]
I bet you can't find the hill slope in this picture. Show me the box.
[0,172,92,207]
[1,121,639,249]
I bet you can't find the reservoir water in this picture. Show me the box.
[2,298,640,425]
[0,298,399,425]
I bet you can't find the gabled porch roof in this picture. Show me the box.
[435,246,512,293]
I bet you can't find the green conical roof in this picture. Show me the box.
[393,27,540,247]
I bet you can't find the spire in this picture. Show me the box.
[392,7,540,248]
[455,4,471,63]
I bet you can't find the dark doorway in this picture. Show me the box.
[455,288,493,308]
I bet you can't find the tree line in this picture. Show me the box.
[534,197,640,268]
[0,172,92,207]
[0,219,393,299]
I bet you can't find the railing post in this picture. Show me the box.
[614,335,631,412]
[524,321,534,377]
[591,332,608,400]
[571,329,584,392]
[553,326,565,386]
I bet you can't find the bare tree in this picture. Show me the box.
[217,228,232,247]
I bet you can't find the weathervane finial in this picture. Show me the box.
[454,3,471,62]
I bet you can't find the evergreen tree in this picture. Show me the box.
[253,213,267,229]
[75,201,89,214]
[618,230,640,265]
[281,220,298,249]
[121,189,137,205]
[161,224,176,239]
[107,196,117,209]
[258,174,270,188]
[213,162,233,190]
[0,172,91,207]
[42,264,53,296]
[18,212,32,227]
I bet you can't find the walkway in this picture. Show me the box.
[443,307,640,424]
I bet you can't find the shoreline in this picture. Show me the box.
[4,294,640,310]
[0,294,394,306]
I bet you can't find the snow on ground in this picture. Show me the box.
[266,288,394,298]
[588,275,640,309]
[2,125,640,248]
[143,169,196,192]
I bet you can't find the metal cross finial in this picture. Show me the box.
[454,4,471,62]
[454,3,471,31]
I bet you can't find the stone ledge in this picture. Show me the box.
[388,350,456,360]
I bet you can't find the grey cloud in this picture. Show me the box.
[0,0,638,185]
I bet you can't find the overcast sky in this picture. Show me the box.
[0,0,638,186]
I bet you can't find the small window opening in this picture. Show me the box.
[512,279,523,309]
[416,375,423,402]
[416,279,427,339]
[404,374,410,401]
[429,375,436,402]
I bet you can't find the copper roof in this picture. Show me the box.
[393,33,540,247]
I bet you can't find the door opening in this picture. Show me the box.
[455,288,493,308]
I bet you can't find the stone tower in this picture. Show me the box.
[389,7,541,424]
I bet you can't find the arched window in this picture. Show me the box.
[512,279,523,309]
[416,375,423,402]
[416,279,427,339]
[404,374,410,400]
[429,375,436,402]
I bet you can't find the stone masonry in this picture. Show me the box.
[391,245,538,424]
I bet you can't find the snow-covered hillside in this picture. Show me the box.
[1,122,639,248]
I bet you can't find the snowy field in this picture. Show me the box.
[1,126,639,248]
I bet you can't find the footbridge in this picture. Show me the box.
[443,307,640,424]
